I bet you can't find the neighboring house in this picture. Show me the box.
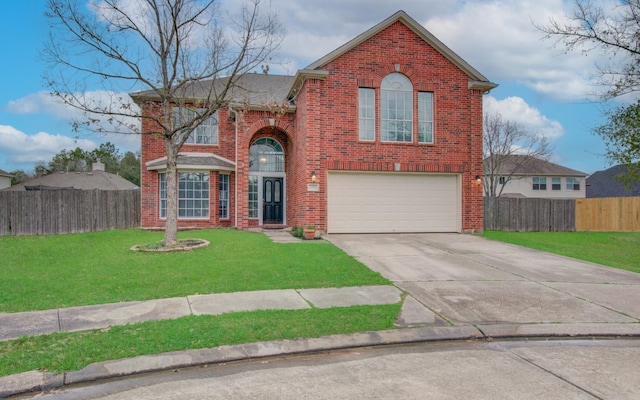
[0,169,12,190]
[586,165,640,198]
[133,11,497,234]
[2,161,138,191]
[484,155,587,199]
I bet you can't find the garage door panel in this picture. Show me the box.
[328,172,460,233]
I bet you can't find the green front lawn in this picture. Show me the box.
[0,228,398,377]
[0,229,389,313]
[0,304,401,377]
[483,231,640,274]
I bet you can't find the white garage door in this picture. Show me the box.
[327,172,460,233]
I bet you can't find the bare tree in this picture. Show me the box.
[44,0,283,245]
[483,112,552,197]
[537,0,640,99]
[537,0,640,184]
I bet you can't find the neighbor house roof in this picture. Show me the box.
[0,169,12,178]
[145,152,236,171]
[586,165,640,198]
[2,170,139,191]
[484,155,587,177]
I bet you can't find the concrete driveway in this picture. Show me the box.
[325,233,640,337]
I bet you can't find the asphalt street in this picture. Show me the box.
[19,339,640,399]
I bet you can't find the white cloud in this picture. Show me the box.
[0,125,96,166]
[0,124,140,170]
[422,0,612,101]
[7,90,140,134]
[251,0,618,101]
[484,96,565,139]
[7,92,74,119]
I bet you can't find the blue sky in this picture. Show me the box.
[0,0,622,175]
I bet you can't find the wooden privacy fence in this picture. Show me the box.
[484,197,576,232]
[576,197,640,231]
[485,196,640,232]
[0,189,140,236]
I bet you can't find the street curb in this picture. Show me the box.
[3,324,640,398]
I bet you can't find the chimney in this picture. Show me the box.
[92,158,105,172]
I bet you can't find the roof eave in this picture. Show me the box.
[469,80,499,93]
[286,69,330,99]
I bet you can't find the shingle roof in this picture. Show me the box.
[586,165,640,198]
[484,155,587,177]
[0,169,12,178]
[130,74,295,106]
[145,152,235,171]
[2,170,139,191]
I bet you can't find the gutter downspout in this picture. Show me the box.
[230,105,239,229]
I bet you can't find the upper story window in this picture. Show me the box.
[552,177,562,190]
[359,88,375,141]
[418,92,434,143]
[381,73,413,142]
[173,107,218,145]
[533,177,547,190]
[566,177,580,190]
[249,138,284,172]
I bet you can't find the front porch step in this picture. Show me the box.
[261,224,289,231]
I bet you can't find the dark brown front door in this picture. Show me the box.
[263,177,283,224]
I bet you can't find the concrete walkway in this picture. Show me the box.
[3,231,640,397]
[0,285,402,342]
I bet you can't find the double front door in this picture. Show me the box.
[263,177,283,224]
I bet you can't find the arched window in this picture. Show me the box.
[381,73,413,142]
[249,138,284,172]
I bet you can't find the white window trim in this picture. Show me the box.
[159,171,211,220]
[173,107,219,145]
[381,73,413,143]
[566,177,579,191]
[248,172,286,225]
[532,176,547,191]
[359,87,375,141]
[418,91,434,144]
[219,173,230,220]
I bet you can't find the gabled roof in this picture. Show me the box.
[586,165,640,198]
[2,170,138,191]
[0,169,12,178]
[485,155,587,177]
[287,10,497,97]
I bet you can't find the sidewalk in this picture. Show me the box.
[0,285,404,342]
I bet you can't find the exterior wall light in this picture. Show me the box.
[311,171,317,183]
[475,175,482,185]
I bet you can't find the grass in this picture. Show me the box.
[0,229,389,313]
[0,228,397,378]
[483,231,640,274]
[0,304,401,377]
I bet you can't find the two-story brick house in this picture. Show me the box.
[134,11,497,234]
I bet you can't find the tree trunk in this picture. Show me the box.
[164,139,179,246]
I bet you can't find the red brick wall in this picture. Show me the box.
[139,20,487,233]
[299,21,485,232]
[139,104,237,229]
